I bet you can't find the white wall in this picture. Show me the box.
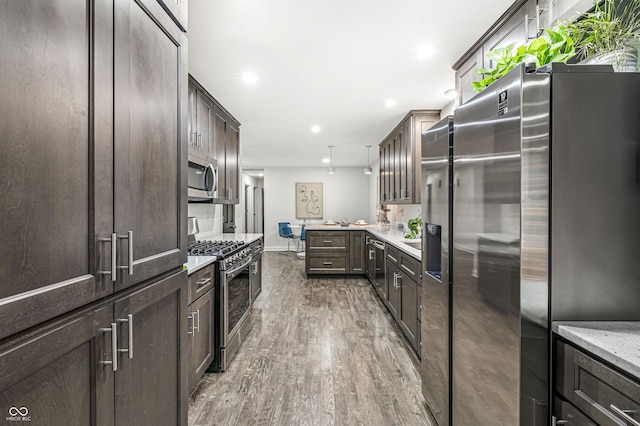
[440,99,456,119]
[264,167,373,250]
[188,203,222,238]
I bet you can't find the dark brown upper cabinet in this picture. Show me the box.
[189,75,241,204]
[378,110,439,205]
[0,0,187,339]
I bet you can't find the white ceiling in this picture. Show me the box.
[188,0,515,169]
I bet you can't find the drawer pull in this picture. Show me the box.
[322,240,333,244]
[387,254,398,263]
[196,277,211,287]
[610,405,640,426]
[323,262,333,266]
[401,264,416,276]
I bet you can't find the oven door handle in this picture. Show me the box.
[225,256,252,278]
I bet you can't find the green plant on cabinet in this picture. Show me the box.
[473,25,576,92]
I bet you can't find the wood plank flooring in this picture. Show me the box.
[188,252,433,426]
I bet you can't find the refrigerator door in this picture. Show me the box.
[421,117,453,426]
[452,65,549,426]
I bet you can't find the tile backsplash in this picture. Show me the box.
[188,203,222,237]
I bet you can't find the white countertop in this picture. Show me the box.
[304,224,421,260]
[185,255,216,275]
[553,321,640,379]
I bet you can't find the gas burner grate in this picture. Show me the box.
[187,240,246,257]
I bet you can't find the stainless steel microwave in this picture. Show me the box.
[188,156,217,201]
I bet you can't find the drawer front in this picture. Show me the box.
[553,397,598,426]
[307,254,348,273]
[188,265,214,305]
[556,339,640,426]
[399,253,420,282]
[386,245,401,267]
[307,232,348,251]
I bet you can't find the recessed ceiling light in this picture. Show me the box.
[384,99,396,108]
[311,125,321,133]
[322,158,330,164]
[416,44,435,61]
[258,172,264,177]
[242,71,257,84]
[445,89,456,98]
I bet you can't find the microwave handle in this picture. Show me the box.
[206,163,217,195]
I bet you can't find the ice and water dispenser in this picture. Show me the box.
[425,223,442,280]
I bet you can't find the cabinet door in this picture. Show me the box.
[114,0,188,290]
[196,89,214,158]
[0,0,114,339]
[188,81,198,152]
[349,231,365,274]
[214,105,227,196]
[226,123,240,203]
[250,254,263,302]
[0,306,114,425]
[386,263,401,321]
[398,119,412,202]
[455,49,484,106]
[400,275,419,350]
[114,270,188,426]
[156,0,188,32]
[188,289,214,394]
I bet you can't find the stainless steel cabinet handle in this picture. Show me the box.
[323,262,333,266]
[401,264,416,276]
[114,231,133,276]
[116,314,133,359]
[99,322,118,372]
[387,254,398,263]
[198,133,202,148]
[323,241,333,244]
[193,132,198,148]
[196,277,211,287]
[127,231,133,275]
[193,309,200,334]
[99,233,118,281]
[610,405,640,426]
[251,261,258,275]
[552,416,568,426]
[369,250,374,260]
[187,313,194,336]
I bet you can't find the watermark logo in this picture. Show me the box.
[6,406,31,422]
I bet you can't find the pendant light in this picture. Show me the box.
[328,145,335,174]
[364,145,373,175]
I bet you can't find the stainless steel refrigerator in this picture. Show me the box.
[421,117,453,426]
[449,63,640,425]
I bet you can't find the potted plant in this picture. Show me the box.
[404,216,422,239]
[569,0,640,71]
[473,25,576,92]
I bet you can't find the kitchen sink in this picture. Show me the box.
[402,240,422,250]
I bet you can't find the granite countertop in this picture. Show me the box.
[304,224,421,260]
[553,321,640,379]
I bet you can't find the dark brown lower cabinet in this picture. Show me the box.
[0,269,187,426]
[250,253,263,303]
[386,263,401,321]
[188,289,214,395]
[399,274,419,352]
[349,231,365,273]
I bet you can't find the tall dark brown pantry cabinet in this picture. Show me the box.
[0,0,188,424]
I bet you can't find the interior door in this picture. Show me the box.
[114,270,188,425]
[0,0,114,339]
[114,0,187,290]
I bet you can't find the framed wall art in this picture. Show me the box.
[295,182,323,219]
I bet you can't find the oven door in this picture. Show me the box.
[188,158,217,201]
[221,256,252,348]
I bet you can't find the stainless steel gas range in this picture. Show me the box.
[188,239,256,372]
